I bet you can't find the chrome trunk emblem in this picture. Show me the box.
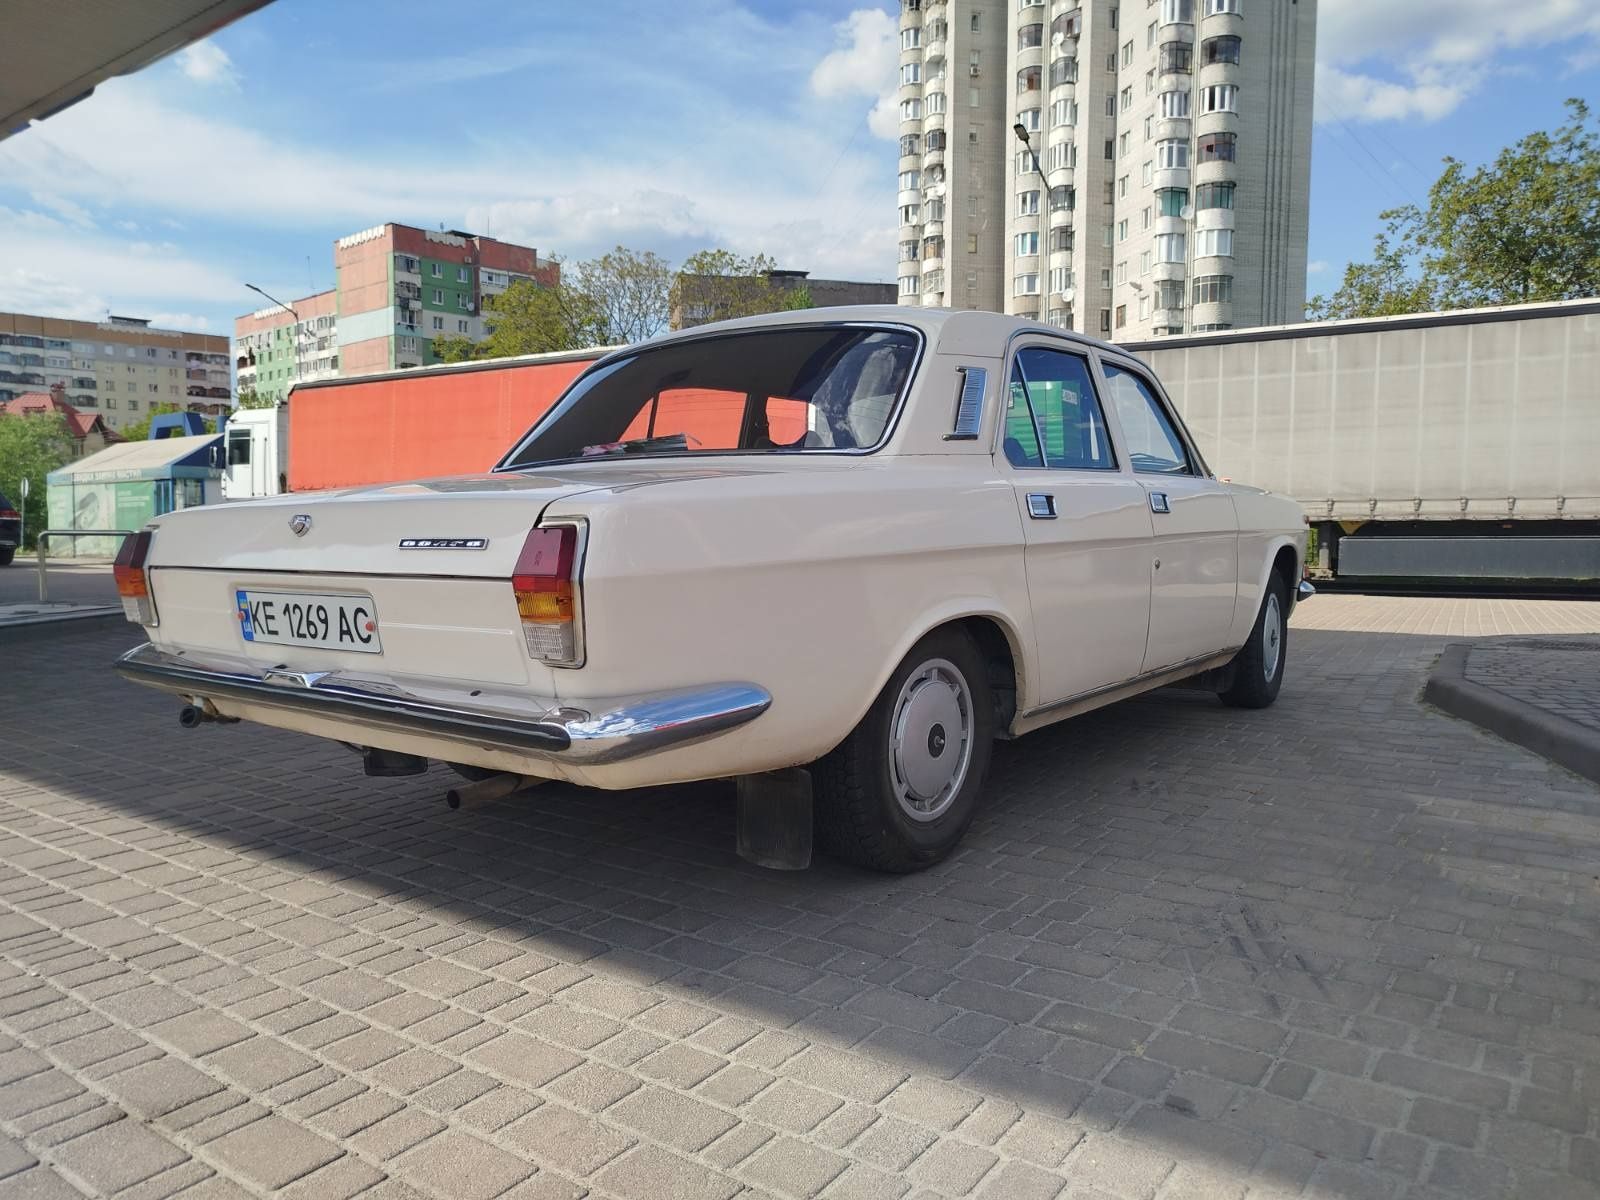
[288,514,312,537]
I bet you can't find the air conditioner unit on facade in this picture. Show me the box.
[969,65,980,76]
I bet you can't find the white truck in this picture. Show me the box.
[221,406,288,500]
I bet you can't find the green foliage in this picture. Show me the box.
[671,250,810,325]
[478,277,608,357]
[1309,100,1600,320]
[235,389,276,410]
[572,246,674,344]
[0,412,75,534]
[429,334,479,364]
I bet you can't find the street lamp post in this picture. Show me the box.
[1013,123,1050,323]
[245,283,302,402]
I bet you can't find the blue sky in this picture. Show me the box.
[0,0,1596,336]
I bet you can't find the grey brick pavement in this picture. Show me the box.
[0,597,1598,1198]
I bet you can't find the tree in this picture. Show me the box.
[670,251,813,326]
[0,412,75,536]
[235,389,276,410]
[429,335,479,364]
[475,277,608,358]
[1309,99,1600,319]
[572,246,674,344]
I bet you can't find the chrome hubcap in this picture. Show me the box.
[1263,593,1283,681]
[889,658,973,823]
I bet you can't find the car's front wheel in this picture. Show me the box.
[814,628,995,872]
[1220,574,1288,708]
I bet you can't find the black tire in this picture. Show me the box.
[0,547,13,567]
[814,628,995,872]
[1220,574,1288,709]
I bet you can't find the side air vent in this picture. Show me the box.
[947,366,987,440]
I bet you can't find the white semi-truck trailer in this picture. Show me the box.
[220,406,288,500]
[1126,297,1600,582]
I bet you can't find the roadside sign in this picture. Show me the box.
[18,477,28,498]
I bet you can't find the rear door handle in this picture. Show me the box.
[1026,493,1056,519]
[1149,492,1170,514]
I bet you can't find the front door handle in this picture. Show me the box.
[1026,493,1056,519]
[1149,492,1170,514]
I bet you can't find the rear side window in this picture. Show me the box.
[1003,347,1115,470]
[1100,363,1192,474]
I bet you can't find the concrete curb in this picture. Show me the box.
[0,609,124,644]
[1425,643,1600,786]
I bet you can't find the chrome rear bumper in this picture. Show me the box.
[115,643,771,765]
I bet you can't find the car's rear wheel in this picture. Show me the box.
[814,628,994,872]
[0,547,14,567]
[1220,575,1288,708]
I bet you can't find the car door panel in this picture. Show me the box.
[1097,358,1240,672]
[1001,345,1154,706]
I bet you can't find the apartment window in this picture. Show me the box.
[899,273,920,295]
[967,234,979,253]
[1105,95,1116,117]
[105,395,117,407]
[1139,294,1152,320]
[1048,266,1073,294]
[1199,84,1238,114]
[1197,131,1237,162]
[1203,35,1241,65]
[923,235,945,259]
[1140,249,1152,273]
[1118,175,1129,197]
[970,87,981,107]
[1013,273,1040,297]
[924,197,945,221]
[1100,309,1112,332]
[1147,21,1158,47]
[1193,323,1234,332]
[1017,67,1041,93]
[454,266,467,283]
[431,315,444,330]
[900,62,922,85]
[900,98,922,120]
[1142,206,1152,230]
[1048,140,1075,171]
[1050,98,1073,125]
[1157,279,1186,309]
[1106,52,1116,71]
[1155,233,1186,262]
[900,240,920,262]
[1192,275,1234,304]
[1049,185,1074,211]
[901,28,921,49]
[1144,115,1153,140]
[1159,90,1190,118]
[1050,58,1077,87]
[431,263,442,277]
[923,270,945,293]
[1017,107,1041,132]
[1122,41,1134,66]
[457,293,470,309]
[1018,23,1043,48]
[899,169,921,191]
[1019,0,1044,7]
[1051,11,1081,40]
[1155,139,1189,168]
[128,398,141,411]
[1104,180,1115,204]
[1115,261,1127,284]
[1104,139,1115,160]
[1114,305,1127,329]
[969,125,980,142]
[1159,42,1192,73]
[1101,269,1113,289]
[1017,147,1037,176]
[432,288,444,303]
[1142,160,1153,185]
[1158,187,1188,216]
[971,11,980,30]
[1117,220,1129,242]
[148,383,158,393]
[1050,227,1074,253]
[1195,181,1235,210]
[1119,132,1130,157]
[926,129,946,150]
[1195,227,1234,257]
[900,134,920,157]
[1104,225,1114,247]
[1146,68,1156,95]
[1205,0,1240,14]
[1018,190,1041,215]
[926,91,947,113]
[900,203,920,225]
[1120,85,1133,112]
[1161,0,1195,22]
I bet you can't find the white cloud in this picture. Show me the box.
[176,41,239,87]
[811,9,899,141]
[1307,260,1330,275]
[1316,0,1600,122]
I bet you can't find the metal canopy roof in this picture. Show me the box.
[2,0,273,142]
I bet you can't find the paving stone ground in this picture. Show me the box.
[1461,637,1600,739]
[1,595,1598,1199]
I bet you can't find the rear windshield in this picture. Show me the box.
[498,326,919,468]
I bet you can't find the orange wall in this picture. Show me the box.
[288,357,599,491]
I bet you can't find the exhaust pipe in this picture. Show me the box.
[445,773,540,811]
[178,703,236,728]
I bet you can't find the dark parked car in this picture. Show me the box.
[0,491,21,566]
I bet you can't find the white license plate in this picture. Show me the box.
[235,589,382,653]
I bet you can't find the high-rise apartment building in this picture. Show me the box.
[235,223,559,405]
[0,311,231,433]
[897,0,1315,339]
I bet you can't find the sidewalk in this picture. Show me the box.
[1426,635,1600,785]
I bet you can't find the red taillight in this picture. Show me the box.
[512,524,583,665]
[0,508,18,520]
[114,530,158,626]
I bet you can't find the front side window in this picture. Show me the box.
[501,327,920,466]
[1101,363,1192,474]
[1004,347,1115,471]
